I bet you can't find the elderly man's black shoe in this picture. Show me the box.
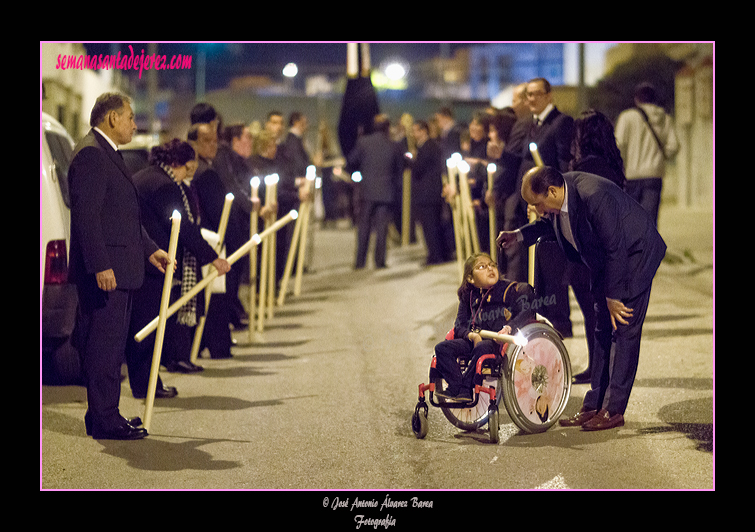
[86,413,144,436]
[92,422,148,440]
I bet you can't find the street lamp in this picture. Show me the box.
[384,62,406,81]
[283,62,298,78]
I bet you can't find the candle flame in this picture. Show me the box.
[487,163,496,173]
[289,209,299,220]
[514,331,528,347]
[226,192,234,201]
[457,160,470,174]
[265,173,279,185]
[251,176,260,187]
[171,210,181,221]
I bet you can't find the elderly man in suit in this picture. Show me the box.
[347,114,404,269]
[497,166,666,430]
[69,92,171,440]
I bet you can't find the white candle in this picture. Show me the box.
[251,176,260,201]
[216,193,234,247]
[529,142,544,167]
[446,158,457,194]
[143,209,181,430]
[265,173,279,209]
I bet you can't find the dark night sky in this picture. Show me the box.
[82,42,469,90]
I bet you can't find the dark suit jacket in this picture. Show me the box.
[279,131,312,180]
[518,172,666,301]
[131,165,218,281]
[347,131,403,204]
[492,118,530,201]
[410,138,444,206]
[190,158,227,233]
[68,129,158,292]
[519,106,574,178]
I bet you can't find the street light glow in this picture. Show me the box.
[282,62,298,77]
[385,62,406,80]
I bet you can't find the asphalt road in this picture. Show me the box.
[41,205,714,495]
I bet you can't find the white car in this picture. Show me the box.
[41,112,80,384]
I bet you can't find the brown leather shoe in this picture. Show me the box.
[558,408,597,427]
[582,409,624,431]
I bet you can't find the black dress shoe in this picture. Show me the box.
[86,413,144,436]
[91,421,148,440]
[167,361,204,373]
[572,369,591,384]
[132,384,178,399]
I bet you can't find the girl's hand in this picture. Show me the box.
[495,325,511,344]
[468,332,482,346]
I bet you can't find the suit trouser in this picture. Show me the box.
[434,338,501,394]
[534,240,571,335]
[74,287,132,431]
[414,203,447,264]
[355,201,391,268]
[582,283,653,416]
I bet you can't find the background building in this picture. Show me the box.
[40,42,713,209]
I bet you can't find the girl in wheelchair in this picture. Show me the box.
[433,253,535,402]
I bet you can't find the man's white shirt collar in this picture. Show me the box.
[535,103,555,124]
[93,127,119,151]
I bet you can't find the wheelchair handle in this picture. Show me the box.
[478,329,528,347]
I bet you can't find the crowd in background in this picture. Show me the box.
[66,76,678,439]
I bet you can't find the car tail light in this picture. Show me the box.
[44,239,68,284]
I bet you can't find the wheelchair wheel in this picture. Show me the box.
[502,322,572,434]
[488,406,500,443]
[433,374,502,432]
[412,402,429,439]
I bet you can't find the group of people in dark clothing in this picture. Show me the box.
[68,94,316,439]
[68,75,671,439]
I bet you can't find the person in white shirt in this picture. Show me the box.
[614,82,679,226]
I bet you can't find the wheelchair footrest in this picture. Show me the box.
[418,382,434,400]
[475,383,497,401]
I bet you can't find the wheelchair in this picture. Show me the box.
[412,319,572,443]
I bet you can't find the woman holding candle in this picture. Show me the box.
[127,140,230,394]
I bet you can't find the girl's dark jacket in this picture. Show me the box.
[453,278,535,341]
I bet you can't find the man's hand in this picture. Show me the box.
[606,297,633,330]
[96,268,117,292]
[496,231,518,249]
[149,249,174,275]
[212,257,231,276]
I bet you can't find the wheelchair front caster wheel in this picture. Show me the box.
[488,406,499,444]
[412,403,428,439]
